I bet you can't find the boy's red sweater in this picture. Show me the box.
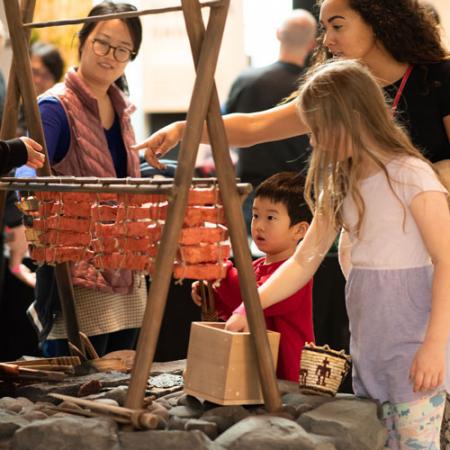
[213,258,315,382]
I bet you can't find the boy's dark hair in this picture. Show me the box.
[254,172,312,225]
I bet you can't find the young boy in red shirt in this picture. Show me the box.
[192,172,314,382]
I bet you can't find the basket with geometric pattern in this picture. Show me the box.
[299,343,351,396]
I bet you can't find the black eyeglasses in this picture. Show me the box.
[91,38,136,63]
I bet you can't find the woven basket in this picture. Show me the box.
[299,343,351,396]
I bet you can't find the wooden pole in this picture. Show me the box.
[125,0,229,409]
[182,0,282,413]
[0,0,35,308]
[3,0,84,354]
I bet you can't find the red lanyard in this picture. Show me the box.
[391,65,413,113]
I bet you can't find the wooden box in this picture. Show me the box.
[184,322,280,405]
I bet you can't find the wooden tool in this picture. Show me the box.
[199,280,218,321]
[7,356,81,368]
[0,363,66,381]
[49,393,159,430]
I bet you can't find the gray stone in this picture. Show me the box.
[10,416,119,450]
[169,405,202,419]
[20,411,48,422]
[119,430,220,450]
[168,416,189,431]
[0,412,29,439]
[176,394,203,410]
[101,386,128,406]
[277,379,301,395]
[185,418,218,439]
[150,360,186,375]
[0,399,22,414]
[202,406,250,434]
[283,393,334,412]
[215,416,336,450]
[297,398,387,450]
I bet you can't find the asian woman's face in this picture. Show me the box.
[78,19,134,88]
[319,0,378,62]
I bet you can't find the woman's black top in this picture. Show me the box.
[383,60,450,163]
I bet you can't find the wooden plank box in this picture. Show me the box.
[184,322,280,405]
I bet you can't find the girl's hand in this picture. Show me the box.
[410,341,446,392]
[225,313,249,332]
[20,137,45,169]
[191,281,202,306]
[132,122,184,169]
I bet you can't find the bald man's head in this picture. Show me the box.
[277,9,317,51]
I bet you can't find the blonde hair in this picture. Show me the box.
[297,59,430,236]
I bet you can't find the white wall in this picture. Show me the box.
[428,0,450,46]
[137,0,247,113]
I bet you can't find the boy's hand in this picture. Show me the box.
[225,313,249,332]
[410,341,445,392]
[20,137,45,169]
[191,281,202,306]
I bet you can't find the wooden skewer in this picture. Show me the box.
[68,342,88,362]
[79,332,100,360]
[49,393,158,430]
[0,363,66,381]
[9,356,81,367]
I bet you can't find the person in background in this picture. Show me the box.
[222,9,316,232]
[191,172,314,382]
[30,42,65,97]
[26,1,146,357]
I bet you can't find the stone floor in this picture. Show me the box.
[0,360,387,450]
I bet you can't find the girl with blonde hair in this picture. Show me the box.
[227,59,450,449]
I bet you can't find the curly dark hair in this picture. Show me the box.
[313,0,448,65]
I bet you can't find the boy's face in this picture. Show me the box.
[251,197,307,263]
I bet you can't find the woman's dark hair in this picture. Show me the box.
[313,0,448,65]
[78,1,142,92]
[30,42,65,82]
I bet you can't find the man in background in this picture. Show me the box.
[223,9,317,232]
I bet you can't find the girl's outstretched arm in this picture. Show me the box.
[133,101,308,168]
[225,214,338,331]
[409,190,450,393]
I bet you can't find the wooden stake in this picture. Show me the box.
[125,0,229,409]
[182,0,282,413]
[3,0,84,354]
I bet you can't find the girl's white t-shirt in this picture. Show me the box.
[342,156,447,269]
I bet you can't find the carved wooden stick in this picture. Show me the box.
[49,393,159,430]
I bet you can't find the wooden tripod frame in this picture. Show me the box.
[1,0,282,412]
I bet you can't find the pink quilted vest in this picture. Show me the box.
[43,70,141,294]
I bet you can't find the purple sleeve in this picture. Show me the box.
[38,98,70,164]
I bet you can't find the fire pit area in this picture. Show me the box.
[0,360,387,450]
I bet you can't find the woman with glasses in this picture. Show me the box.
[28,1,147,357]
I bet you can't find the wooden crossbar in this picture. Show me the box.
[22,1,224,29]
